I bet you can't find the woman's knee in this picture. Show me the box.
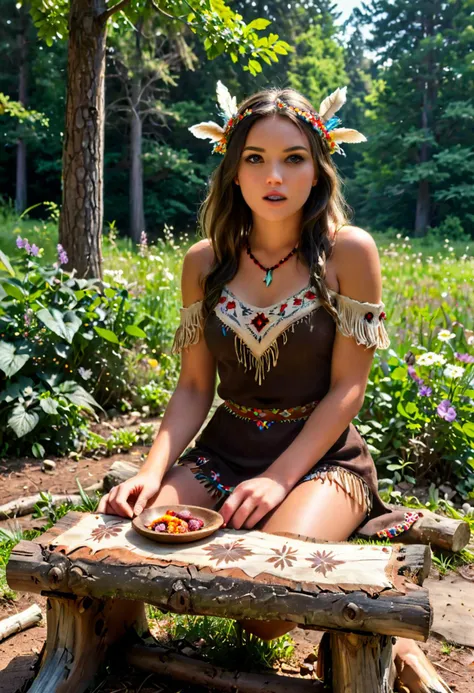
[147,464,217,510]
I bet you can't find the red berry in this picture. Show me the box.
[177,510,192,520]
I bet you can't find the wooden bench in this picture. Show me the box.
[7,511,433,693]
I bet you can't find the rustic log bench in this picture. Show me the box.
[6,511,433,693]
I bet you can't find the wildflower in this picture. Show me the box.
[57,243,68,265]
[24,310,33,326]
[437,329,456,342]
[16,236,25,249]
[147,358,159,369]
[23,239,31,254]
[443,364,465,379]
[78,367,92,381]
[455,352,474,364]
[30,244,40,257]
[437,399,457,422]
[416,352,447,367]
[418,385,432,397]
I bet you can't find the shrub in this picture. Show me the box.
[0,240,148,457]
[360,322,474,499]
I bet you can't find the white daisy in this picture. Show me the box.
[443,364,465,380]
[437,330,456,342]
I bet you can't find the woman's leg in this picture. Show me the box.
[238,476,452,693]
[239,475,366,641]
[144,464,218,510]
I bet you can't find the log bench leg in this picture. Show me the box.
[330,632,395,693]
[29,594,147,693]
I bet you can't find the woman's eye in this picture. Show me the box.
[244,154,304,164]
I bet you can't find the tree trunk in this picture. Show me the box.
[414,11,437,237]
[130,75,145,244]
[15,6,28,215]
[59,0,107,279]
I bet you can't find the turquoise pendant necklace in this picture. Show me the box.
[245,240,298,287]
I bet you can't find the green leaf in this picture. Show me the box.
[8,404,39,437]
[247,19,271,31]
[125,325,146,339]
[2,281,25,300]
[32,442,45,458]
[0,250,15,276]
[0,376,34,403]
[39,397,59,415]
[37,308,82,344]
[0,341,30,377]
[94,326,120,344]
[391,366,407,381]
[463,422,474,438]
[59,381,103,413]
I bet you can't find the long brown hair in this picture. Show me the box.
[198,86,352,320]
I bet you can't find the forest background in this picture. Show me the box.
[1,0,473,242]
[0,0,473,505]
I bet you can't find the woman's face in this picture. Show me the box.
[235,115,318,222]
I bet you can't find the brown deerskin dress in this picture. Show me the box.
[171,280,420,541]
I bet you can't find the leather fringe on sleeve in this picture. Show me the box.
[171,300,204,354]
[330,291,391,350]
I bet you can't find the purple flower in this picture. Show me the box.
[23,240,31,254]
[418,385,432,397]
[16,236,25,249]
[455,352,474,364]
[57,243,68,265]
[30,244,40,257]
[437,399,457,422]
[24,310,32,326]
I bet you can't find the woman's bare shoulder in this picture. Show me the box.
[181,239,215,305]
[331,225,382,303]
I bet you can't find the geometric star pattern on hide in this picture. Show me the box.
[306,550,345,577]
[203,539,254,566]
[266,544,299,570]
[90,522,124,542]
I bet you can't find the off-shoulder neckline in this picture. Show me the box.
[182,286,384,312]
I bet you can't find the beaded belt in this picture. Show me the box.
[222,398,320,430]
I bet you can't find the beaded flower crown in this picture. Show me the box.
[189,81,367,157]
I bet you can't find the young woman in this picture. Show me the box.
[98,83,450,693]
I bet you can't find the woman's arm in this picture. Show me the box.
[139,240,217,483]
[220,227,383,529]
[98,240,216,517]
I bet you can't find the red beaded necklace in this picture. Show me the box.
[245,240,298,287]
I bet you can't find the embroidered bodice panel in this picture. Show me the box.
[172,284,389,407]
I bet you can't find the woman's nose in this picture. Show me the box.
[266,165,283,184]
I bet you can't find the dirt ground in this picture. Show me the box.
[1,432,473,692]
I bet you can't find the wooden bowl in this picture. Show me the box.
[132,505,224,544]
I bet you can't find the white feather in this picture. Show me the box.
[216,81,237,120]
[330,128,367,143]
[188,121,225,142]
[319,87,347,122]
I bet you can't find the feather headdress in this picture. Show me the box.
[189,82,366,156]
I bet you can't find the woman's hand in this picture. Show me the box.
[97,472,162,519]
[219,475,289,530]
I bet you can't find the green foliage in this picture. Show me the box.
[0,240,150,457]
[147,607,295,669]
[82,423,154,456]
[0,92,48,127]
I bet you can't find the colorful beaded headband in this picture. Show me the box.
[189,81,367,157]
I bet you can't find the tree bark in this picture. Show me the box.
[15,6,28,215]
[129,68,145,243]
[59,0,107,279]
[414,10,437,237]
[330,632,394,693]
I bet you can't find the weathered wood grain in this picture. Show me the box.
[7,539,432,641]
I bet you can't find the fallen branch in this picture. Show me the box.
[127,644,324,693]
[400,506,470,553]
[0,493,82,518]
[0,604,43,642]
